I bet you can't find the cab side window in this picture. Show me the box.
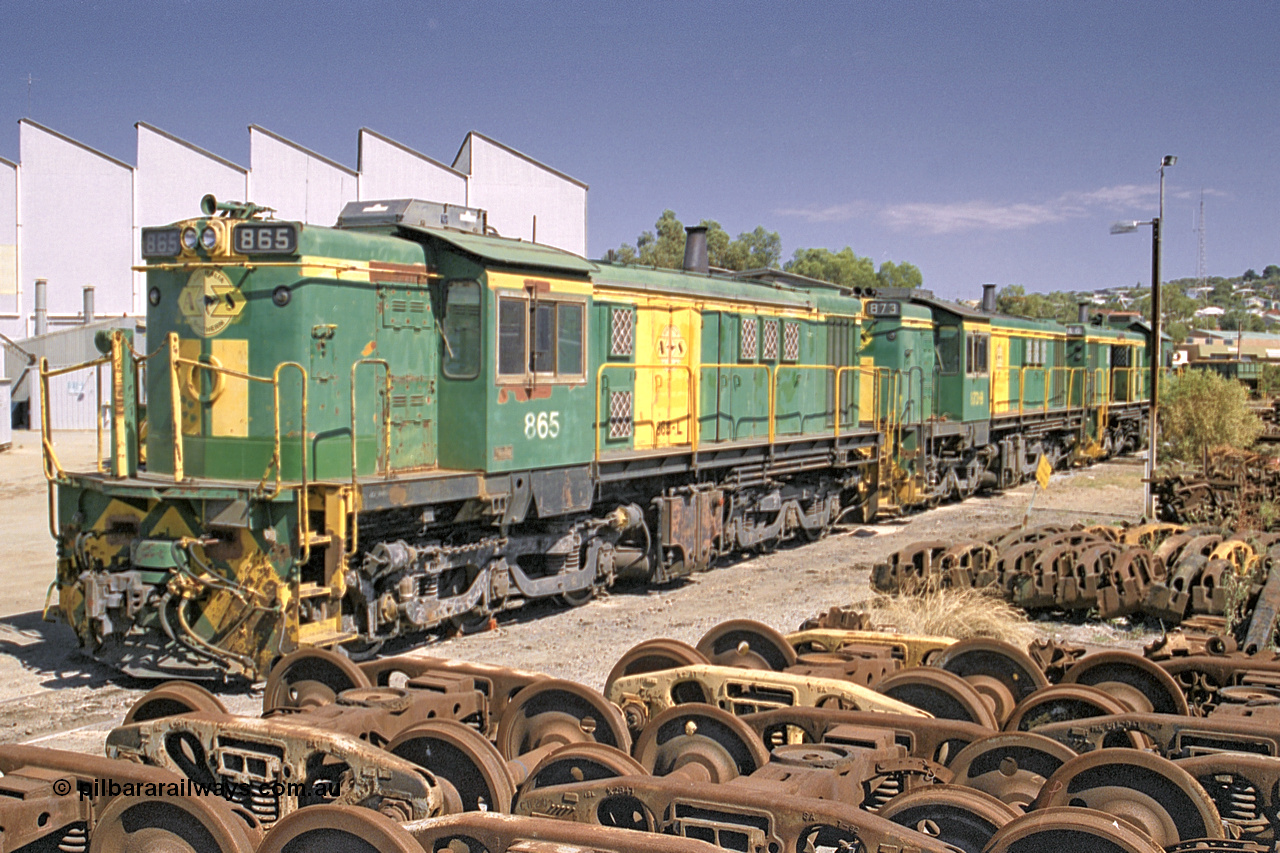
[966,332,989,376]
[498,294,586,382]
[936,325,960,374]
[442,280,481,379]
[498,296,527,376]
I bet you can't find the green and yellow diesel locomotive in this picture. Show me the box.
[42,197,1152,680]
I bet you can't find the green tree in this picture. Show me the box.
[876,260,923,290]
[613,211,782,272]
[627,209,687,269]
[1161,369,1263,461]
[720,225,782,270]
[1264,264,1280,280]
[784,247,877,289]
[1244,268,1260,281]
[1220,310,1266,332]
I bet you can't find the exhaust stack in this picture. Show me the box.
[83,286,95,325]
[34,279,47,336]
[683,226,708,274]
[981,283,997,313]
[1078,301,1091,324]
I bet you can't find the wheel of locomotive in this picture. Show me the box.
[1002,683,1132,733]
[255,804,420,853]
[123,681,228,724]
[930,638,1049,726]
[695,619,798,671]
[877,785,1021,853]
[88,794,257,853]
[556,586,595,608]
[633,704,770,782]
[946,732,1077,809]
[876,668,1000,729]
[387,720,518,814]
[262,647,371,713]
[513,742,647,809]
[984,807,1163,853]
[604,638,709,699]
[1033,749,1224,848]
[495,679,631,762]
[1061,652,1190,716]
[448,609,495,635]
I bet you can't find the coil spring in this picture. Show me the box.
[1207,774,1267,837]
[248,786,280,827]
[863,774,902,812]
[57,824,88,853]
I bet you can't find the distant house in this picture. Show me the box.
[1195,306,1226,318]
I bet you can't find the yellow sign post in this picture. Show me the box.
[1035,454,1052,490]
[1024,454,1052,525]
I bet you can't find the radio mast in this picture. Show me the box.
[1196,191,1207,289]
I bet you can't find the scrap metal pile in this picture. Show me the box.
[1153,448,1280,528]
[11,616,1280,852]
[872,521,1280,650]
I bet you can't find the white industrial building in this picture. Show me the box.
[0,119,588,342]
[0,119,588,429]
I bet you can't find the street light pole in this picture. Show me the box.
[1112,155,1175,519]
[1146,155,1175,519]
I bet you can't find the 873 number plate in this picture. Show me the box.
[233,224,297,255]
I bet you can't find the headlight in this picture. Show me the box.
[148,287,161,306]
[182,228,198,250]
[201,227,217,250]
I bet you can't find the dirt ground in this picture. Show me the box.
[0,430,1160,754]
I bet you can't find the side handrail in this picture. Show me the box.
[39,354,110,481]
[348,359,391,557]
[773,363,836,440]
[166,333,310,500]
[595,363,697,459]
[834,364,881,433]
[700,363,775,443]
[271,362,310,562]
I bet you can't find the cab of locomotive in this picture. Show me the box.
[138,197,432,483]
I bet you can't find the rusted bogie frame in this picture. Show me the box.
[0,744,259,852]
[106,711,443,828]
[1029,711,1280,758]
[258,805,734,853]
[738,706,996,767]
[513,769,954,853]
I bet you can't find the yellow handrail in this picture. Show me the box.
[348,359,392,557]
[773,363,838,440]
[595,363,697,459]
[39,354,110,481]
[701,363,774,443]
[834,364,881,433]
[166,333,310,501]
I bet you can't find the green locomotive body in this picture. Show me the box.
[45,201,884,680]
[44,199,1156,681]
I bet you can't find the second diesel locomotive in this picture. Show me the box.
[42,197,1152,680]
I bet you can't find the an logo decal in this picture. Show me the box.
[656,324,687,364]
[177,269,245,337]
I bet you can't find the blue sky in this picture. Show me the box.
[2,1,1276,300]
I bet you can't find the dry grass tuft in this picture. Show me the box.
[866,579,1036,647]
